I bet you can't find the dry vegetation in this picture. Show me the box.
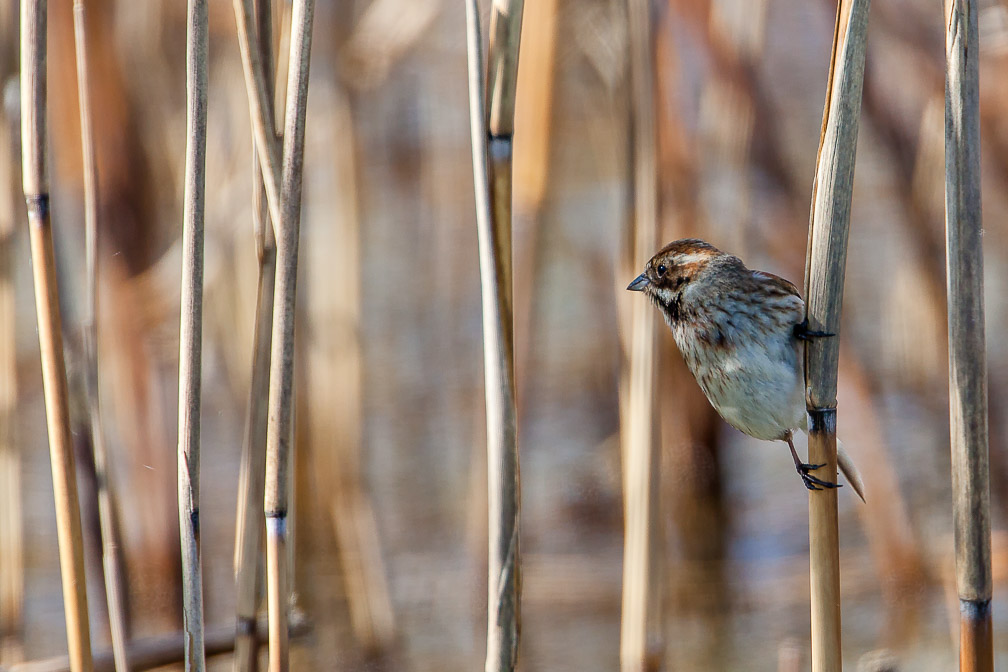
[0,0,1006,670]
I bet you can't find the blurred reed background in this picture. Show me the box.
[0,0,1007,670]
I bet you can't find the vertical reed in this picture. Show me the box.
[20,1,94,670]
[72,2,130,669]
[233,0,284,229]
[802,2,870,671]
[944,1,993,670]
[264,0,316,668]
[177,0,209,668]
[620,0,660,670]
[465,1,523,669]
[233,0,278,668]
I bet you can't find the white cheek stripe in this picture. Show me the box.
[674,252,710,267]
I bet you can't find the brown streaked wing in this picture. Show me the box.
[751,270,802,299]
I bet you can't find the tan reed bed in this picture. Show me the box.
[802,1,870,671]
[944,0,993,669]
[619,0,661,670]
[232,0,279,669]
[71,2,130,669]
[7,614,309,672]
[263,0,316,668]
[19,1,93,669]
[464,1,524,669]
[177,0,209,668]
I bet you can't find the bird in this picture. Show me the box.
[627,238,864,501]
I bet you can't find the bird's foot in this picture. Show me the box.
[796,462,841,491]
[794,318,834,342]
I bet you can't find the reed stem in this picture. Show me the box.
[177,0,209,668]
[802,2,870,671]
[20,1,93,669]
[72,2,130,669]
[263,0,315,668]
[944,1,993,670]
[233,0,283,230]
[233,1,278,669]
[465,1,523,670]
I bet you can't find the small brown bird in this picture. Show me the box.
[627,238,864,500]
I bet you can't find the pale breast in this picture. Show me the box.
[672,289,806,441]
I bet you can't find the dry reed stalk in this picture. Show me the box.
[233,0,283,230]
[177,0,209,668]
[72,2,130,669]
[802,2,870,671]
[233,0,278,669]
[7,615,310,672]
[19,2,94,669]
[620,0,661,670]
[944,1,993,670]
[465,1,523,670]
[263,0,316,668]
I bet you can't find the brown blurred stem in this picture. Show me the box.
[465,1,523,670]
[944,1,993,670]
[620,0,661,670]
[72,2,130,669]
[19,1,94,670]
[233,0,278,669]
[177,0,209,668]
[802,1,870,671]
[263,0,315,669]
[1,56,23,664]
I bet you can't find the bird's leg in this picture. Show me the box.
[793,318,834,342]
[786,432,840,491]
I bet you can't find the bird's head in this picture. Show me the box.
[626,238,723,307]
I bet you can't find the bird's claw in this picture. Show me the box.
[796,462,841,491]
[794,318,834,342]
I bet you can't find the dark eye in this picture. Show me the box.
[656,263,667,277]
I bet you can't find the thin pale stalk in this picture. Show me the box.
[20,2,93,670]
[466,2,521,671]
[72,2,130,669]
[619,0,660,670]
[9,616,310,672]
[233,1,278,669]
[802,2,870,672]
[944,1,993,670]
[177,0,209,669]
[263,0,316,668]
[232,0,283,230]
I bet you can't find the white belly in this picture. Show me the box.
[675,330,805,441]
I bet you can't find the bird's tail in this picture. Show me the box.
[837,442,866,503]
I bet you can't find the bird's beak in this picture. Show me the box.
[626,273,650,292]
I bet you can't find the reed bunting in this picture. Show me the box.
[628,238,864,500]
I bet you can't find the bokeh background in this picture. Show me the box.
[2,0,1008,670]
